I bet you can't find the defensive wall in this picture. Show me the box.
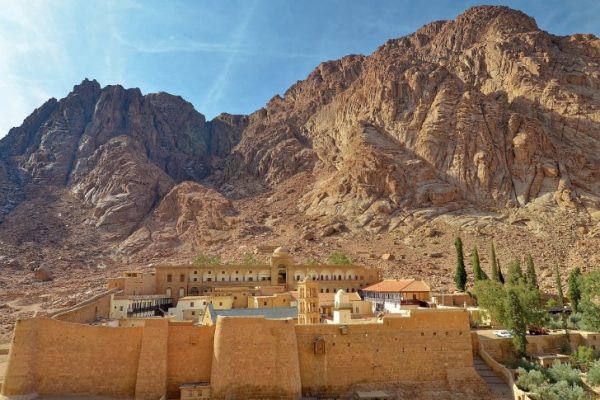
[2,309,473,399]
[49,288,119,323]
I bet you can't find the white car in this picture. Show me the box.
[494,330,513,338]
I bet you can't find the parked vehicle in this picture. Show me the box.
[494,330,513,338]
[528,326,549,335]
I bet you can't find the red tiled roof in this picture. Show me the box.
[361,279,430,293]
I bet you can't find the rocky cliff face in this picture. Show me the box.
[1,6,600,305]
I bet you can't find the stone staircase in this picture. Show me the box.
[473,355,513,400]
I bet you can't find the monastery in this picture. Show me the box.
[9,247,594,399]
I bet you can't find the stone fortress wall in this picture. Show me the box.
[2,309,473,399]
[49,288,117,323]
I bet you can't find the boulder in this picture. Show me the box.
[34,266,53,282]
[381,253,395,261]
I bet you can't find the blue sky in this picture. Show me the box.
[0,0,598,138]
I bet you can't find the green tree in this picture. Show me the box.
[473,279,545,329]
[327,251,351,265]
[555,264,570,340]
[507,288,528,357]
[580,269,600,331]
[497,257,505,284]
[472,246,488,281]
[526,254,538,289]
[454,237,467,292]
[490,242,500,282]
[507,258,524,286]
[473,280,506,324]
[568,268,583,313]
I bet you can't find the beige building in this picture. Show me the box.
[109,294,172,319]
[167,295,233,321]
[247,292,293,308]
[297,278,320,324]
[107,271,156,296]
[154,247,381,303]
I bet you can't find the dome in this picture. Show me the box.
[273,246,290,256]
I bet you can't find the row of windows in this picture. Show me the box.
[167,274,271,283]
[165,272,368,283]
[296,275,362,281]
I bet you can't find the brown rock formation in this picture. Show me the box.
[1,6,600,341]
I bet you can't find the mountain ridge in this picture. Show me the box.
[1,5,600,339]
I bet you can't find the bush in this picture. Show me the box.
[195,253,221,265]
[327,251,351,265]
[515,357,545,373]
[532,381,590,400]
[587,360,600,386]
[571,346,598,370]
[547,360,581,385]
[516,367,546,392]
[559,339,573,355]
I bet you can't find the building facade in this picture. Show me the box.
[154,247,382,303]
[361,279,431,313]
[110,294,172,319]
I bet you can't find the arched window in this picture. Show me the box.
[167,274,172,283]
[179,287,185,297]
[166,288,172,297]
[338,275,342,280]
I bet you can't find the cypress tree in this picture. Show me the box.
[554,264,570,341]
[568,267,582,314]
[472,246,487,281]
[490,242,499,282]
[454,237,467,292]
[497,257,505,284]
[507,258,524,286]
[507,288,528,357]
[526,254,538,289]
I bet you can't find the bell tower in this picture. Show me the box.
[270,246,293,286]
[298,277,320,324]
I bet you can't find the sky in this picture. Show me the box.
[0,0,598,138]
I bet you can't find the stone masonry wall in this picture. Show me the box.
[211,317,302,399]
[3,309,474,399]
[296,309,473,396]
[50,288,115,323]
[2,318,143,397]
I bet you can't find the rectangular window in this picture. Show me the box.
[180,274,185,282]
[190,302,194,307]
[120,306,123,311]
[207,278,212,282]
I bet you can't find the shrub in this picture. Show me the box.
[559,339,573,355]
[516,367,546,392]
[516,357,545,373]
[547,360,581,385]
[587,360,600,386]
[532,381,590,400]
[327,251,351,265]
[571,346,598,370]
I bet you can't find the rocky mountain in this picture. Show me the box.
[1,6,600,337]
